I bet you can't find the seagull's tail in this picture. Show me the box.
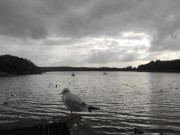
[88,106,100,112]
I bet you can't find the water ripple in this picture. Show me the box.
[0,72,180,134]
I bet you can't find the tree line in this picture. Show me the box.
[0,55,41,75]
[137,60,180,72]
[1,55,180,74]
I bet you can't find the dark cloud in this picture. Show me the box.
[1,0,180,46]
[0,0,92,39]
[0,0,180,67]
[0,0,48,39]
[59,0,180,51]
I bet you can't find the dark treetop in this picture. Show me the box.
[137,60,180,72]
[0,55,41,75]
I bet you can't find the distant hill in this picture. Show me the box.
[41,60,180,72]
[40,66,136,72]
[1,55,180,74]
[0,55,42,75]
[137,60,180,72]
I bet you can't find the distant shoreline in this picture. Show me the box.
[0,72,16,76]
[1,55,180,74]
[39,67,135,72]
[1,70,180,76]
[39,67,180,73]
[0,72,42,76]
[40,59,180,73]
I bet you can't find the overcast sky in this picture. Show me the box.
[0,0,180,67]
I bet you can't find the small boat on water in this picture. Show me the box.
[103,72,107,75]
[72,73,75,76]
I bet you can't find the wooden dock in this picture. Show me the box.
[0,115,168,135]
[0,115,97,135]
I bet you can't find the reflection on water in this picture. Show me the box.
[0,72,180,135]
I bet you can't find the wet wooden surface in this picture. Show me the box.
[0,115,167,135]
[0,115,97,135]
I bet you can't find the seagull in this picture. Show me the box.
[60,88,99,114]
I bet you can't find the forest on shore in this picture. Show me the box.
[0,55,180,75]
[0,55,41,75]
[137,60,180,72]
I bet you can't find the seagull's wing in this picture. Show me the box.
[64,93,88,111]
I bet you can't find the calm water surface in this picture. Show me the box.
[0,72,180,134]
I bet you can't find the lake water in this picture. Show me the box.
[0,72,180,135]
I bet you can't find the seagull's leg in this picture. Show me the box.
[71,110,76,116]
[67,110,76,119]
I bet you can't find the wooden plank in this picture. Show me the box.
[0,115,97,135]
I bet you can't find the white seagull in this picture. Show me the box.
[60,88,99,114]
